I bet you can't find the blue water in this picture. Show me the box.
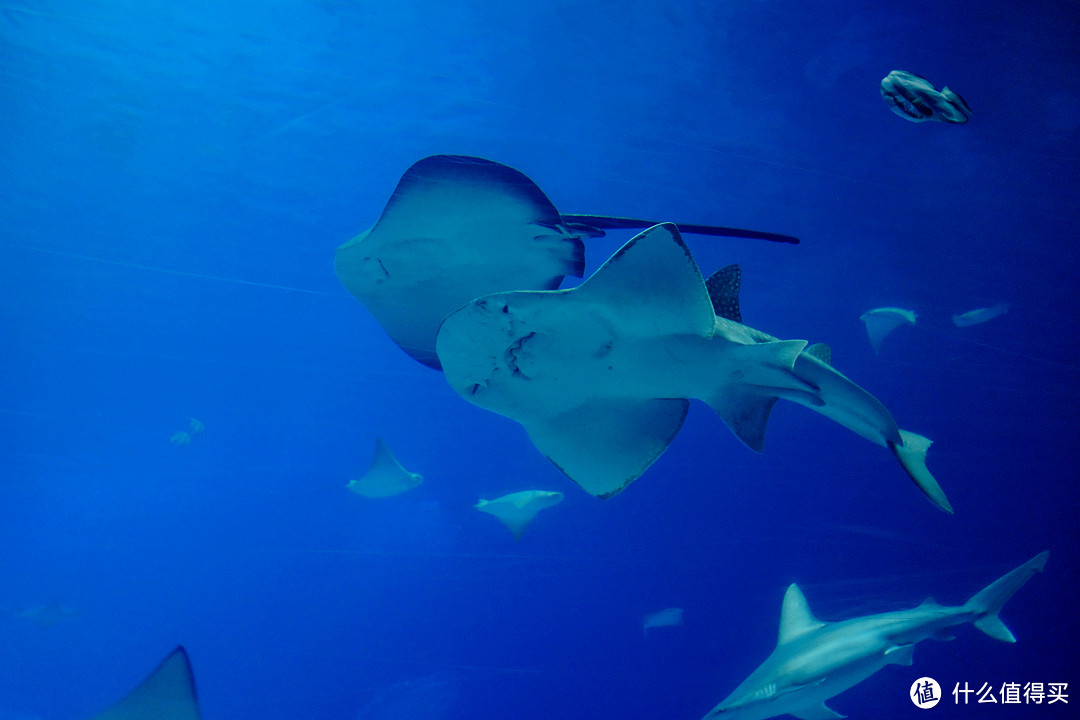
[2,1,1077,718]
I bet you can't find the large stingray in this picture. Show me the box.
[334,155,799,369]
[89,646,200,720]
[436,223,950,512]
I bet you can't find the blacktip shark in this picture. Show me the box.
[89,646,200,720]
[346,438,423,498]
[474,489,564,541]
[436,223,951,512]
[705,551,1048,720]
[880,70,972,124]
[858,307,916,355]
[334,155,798,369]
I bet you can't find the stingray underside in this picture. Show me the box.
[334,155,588,368]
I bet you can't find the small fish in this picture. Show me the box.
[169,431,191,446]
[881,70,971,123]
[952,302,1010,327]
[859,307,917,354]
[188,418,204,434]
[643,607,684,635]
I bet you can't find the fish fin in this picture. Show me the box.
[525,398,688,498]
[777,584,826,645]
[710,391,779,452]
[885,643,915,666]
[89,646,200,720]
[805,342,832,365]
[965,551,1049,643]
[791,702,846,720]
[705,264,742,322]
[574,223,716,337]
[889,430,952,513]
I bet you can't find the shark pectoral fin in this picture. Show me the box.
[890,430,953,514]
[525,399,689,498]
[710,391,779,452]
[792,702,846,720]
[885,643,915,666]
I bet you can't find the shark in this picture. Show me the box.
[334,154,798,369]
[89,646,200,720]
[474,489,564,541]
[704,551,1048,720]
[346,438,423,498]
[435,223,950,511]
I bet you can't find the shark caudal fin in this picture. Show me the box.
[890,430,953,514]
[964,551,1049,643]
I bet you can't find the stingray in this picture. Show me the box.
[859,306,917,354]
[346,438,423,498]
[953,302,1010,327]
[880,70,971,124]
[89,646,200,720]
[474,490,564,540]
[436,223,950,512]
[334,155,799,369]
[643,607,684,635]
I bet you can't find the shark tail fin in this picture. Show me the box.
[889,430,953,514]
[964,551,1049,643]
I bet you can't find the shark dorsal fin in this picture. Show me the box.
[90,646,201,720]
[778,584,826,645]
[573,223,715,338]
[918,596,937,607]
[705,264,742,322]
[805,343,832,365]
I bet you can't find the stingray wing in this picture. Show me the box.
[526,398,689,498]
[89,646,200,720]
[334,155,586,368]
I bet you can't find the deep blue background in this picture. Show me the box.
[1,1,1077,718]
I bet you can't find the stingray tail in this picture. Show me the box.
[559,215,799,244]
[888,430,952,514]
[963,551,1048,642]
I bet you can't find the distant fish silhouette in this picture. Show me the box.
[88,646,200,720]
[474,490,564,541]
[881,70,971,124]
[346,438,423,498]
[643,607,684,635]
[16,598,80,628]
[859,307,917,354]
[334,155,799,369]
[953,303,1010,327]
[169,418,204,446]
